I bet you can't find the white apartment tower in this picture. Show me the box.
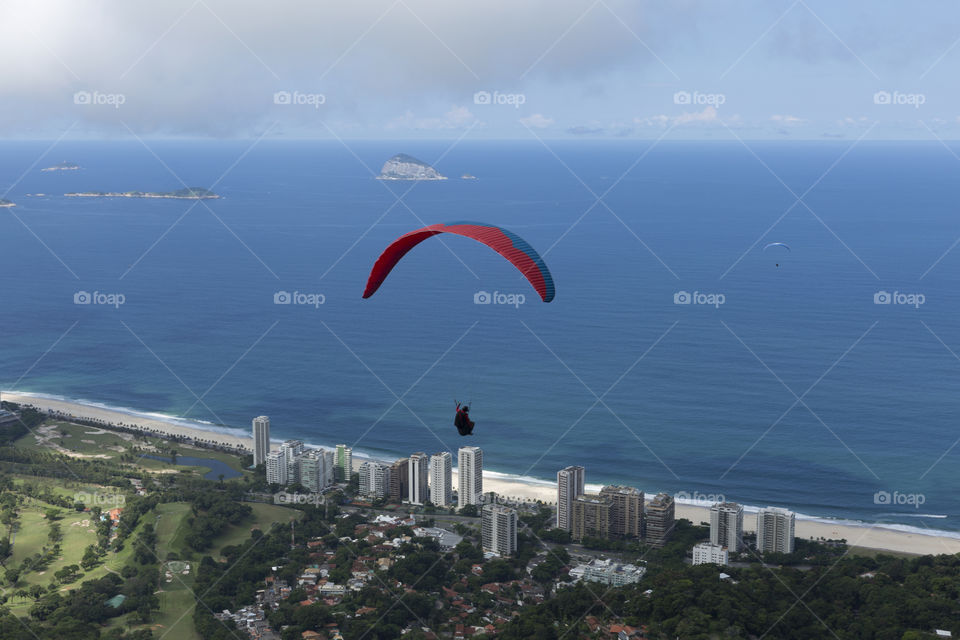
[252,416,270,467]
[430,452,453,507]
[358,461,390,498]
[756,507,796,554]
[407,452,430,505]
[265,450,287,485]
[557,466,585,531]
[458,446,483,510]
[710,502,745,553]
[481,504,517,556]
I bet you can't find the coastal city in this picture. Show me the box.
[1,396,958,639]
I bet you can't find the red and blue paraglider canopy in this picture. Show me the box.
[362,221,556,302]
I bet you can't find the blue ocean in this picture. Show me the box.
[2,140,959,533]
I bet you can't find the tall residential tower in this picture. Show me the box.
[557,466,585,531]
[756,507,795,554]
[430,452,453,507]
[252,416,270,467]
[458,446,483,510]
[710,502,745,553]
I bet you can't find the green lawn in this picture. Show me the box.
[152,589,202,640]
[209,502,302,559]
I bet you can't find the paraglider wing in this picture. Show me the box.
[763,242,791,251]
[362,221,556,302]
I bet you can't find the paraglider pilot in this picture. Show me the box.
[454,401,474,436]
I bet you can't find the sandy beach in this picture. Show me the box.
[5,390,960,556]
[2,391,253,451]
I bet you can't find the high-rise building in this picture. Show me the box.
[692,542,729,566]
[572,494,613,541]
[390,458,408,503]
[252,416,270,467]
[430,452,453,507]
[408,453,429,505]
[481,504,517,556]
[756,507,795,554]
[280,440,304,486]
[557,466,585,531]
[458,446,483,510]
[298,450,323,493]
[321,449,335,487]
[710,502,745,553]
[266,450,287,486]
[645,493,675,548]
[358,461,390,499]
[335,444,352,482]
[600,485,643,538]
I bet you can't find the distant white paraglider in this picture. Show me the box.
[763,242,791,267]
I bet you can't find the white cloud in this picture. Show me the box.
[519,113,554,128]
[635,106,722,128]
[771,114,806,125]
[386,106,478,130]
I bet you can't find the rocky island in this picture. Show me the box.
[0,199,15,207]
[461,173,477,180]
[377,153,447,180]
[41,161,80,172]
[64,187,219,200]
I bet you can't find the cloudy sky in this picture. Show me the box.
[2,0,958,139]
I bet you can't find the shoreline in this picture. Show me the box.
[4,390,960,556]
